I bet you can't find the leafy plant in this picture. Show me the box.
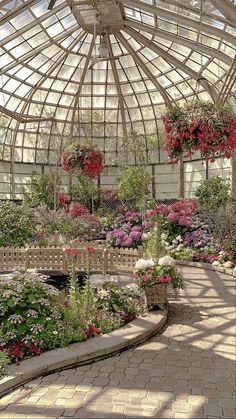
[70,172,98,209]
[0,202,35,247]
[0,271,65,363]
[194,176,230,212]
[97,281,144,317]
[0,351,10,377]
[117,167,152,207]
[22,171,61,209]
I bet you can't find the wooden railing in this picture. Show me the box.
[0,243,144,275]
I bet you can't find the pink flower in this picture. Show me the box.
[157,275,172,284]
[178,216,191,227]
[63,248,80,258]
[69,203,88,217]
[166,212,179,222]
[86,246,97,254]
[142,274,150,282]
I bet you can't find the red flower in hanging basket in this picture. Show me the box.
[61,141,103,178]
[162,101,236,162]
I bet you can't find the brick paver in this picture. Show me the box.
[0,266,235,418]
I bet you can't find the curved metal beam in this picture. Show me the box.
[106,33,128,140]
[0,25,78,76]
[123,0,236,46]
[124,19,232,66]
[70,36,95,136]
[209,0,236,26]
[0,1,68,47]
[116,32,172,109]
[124,25,219,103]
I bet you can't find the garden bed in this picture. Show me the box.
[0,309,167,398]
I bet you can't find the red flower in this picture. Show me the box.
[59,193,70,205]
[69,202,88,217]
[28,344,41,355]
[63,248,80,258]
[64,300,69,306]
[86,246,97,254]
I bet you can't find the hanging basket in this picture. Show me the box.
[144,283,167,310]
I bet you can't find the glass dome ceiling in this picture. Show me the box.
[0,0,235,165]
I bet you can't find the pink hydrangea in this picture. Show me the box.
[166,212,179,222]
[157,275,172,284]
[178,216,191,227]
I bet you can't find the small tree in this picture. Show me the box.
[194,176,230,213]
[22,170,61,209]
[117,167,152,210]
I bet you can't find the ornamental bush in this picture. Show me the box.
[117,167,152,207]
[0,271,66,363]
[0,202,35,247]
[0,351,10,377]
[194,176,230,212]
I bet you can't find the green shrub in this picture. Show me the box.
[0,202,35,247]
[0,351,10,377]
[117,167,152,208]
[0,271,70,363]
[22,171,61,209]
[194,176,230,212]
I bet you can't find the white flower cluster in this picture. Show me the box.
[29,324,44,334]
[8,314,23,324]
[161,233,183,252]
[98,289,110,299]
[135,258,155,271]
[158,255,176,267]
[26,309,38,318]
[212,260,233,268]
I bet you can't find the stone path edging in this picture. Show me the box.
[0,310,167,398]
[176,260,236,277]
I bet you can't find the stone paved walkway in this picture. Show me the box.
[0,266,235,419]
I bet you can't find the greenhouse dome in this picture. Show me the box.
[0,0,236,200]
[0,2,236,416]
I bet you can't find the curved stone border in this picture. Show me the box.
[0,310,167,398]
[176,260,236,277]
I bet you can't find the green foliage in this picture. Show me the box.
[117,167,152,206]
[66,267,97,328]
[0,351,10,377]
[70,172,98,208]
[0,271,67,360]
[225,234,236,258]
[22,171,61,209]
[97,281,144,316]
[194,176,230,212]
[123,130,158,165]
[0,201,35,247]
[145,221,165,259]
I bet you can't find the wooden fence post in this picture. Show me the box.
[103,248,108,274]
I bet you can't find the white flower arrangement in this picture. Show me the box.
[224,261,233,268]
[135,258,155,270]
[212,261,220,267]
[158,255,176,267]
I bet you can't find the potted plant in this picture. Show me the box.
[61,140,103,179]
[162,101,236,161]
[132,256,183,310]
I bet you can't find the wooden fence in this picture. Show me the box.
[0,244,144,275]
